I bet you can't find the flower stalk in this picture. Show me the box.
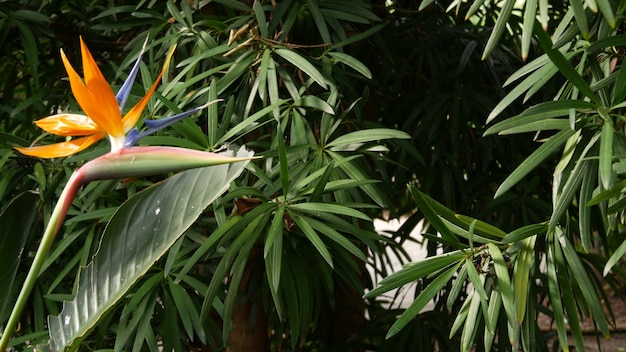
[0,147,258,350]
[1,37,260,350]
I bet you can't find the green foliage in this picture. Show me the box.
[4,0,626,351]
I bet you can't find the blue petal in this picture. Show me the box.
[124,107,203,147]
[144,106,203,130]
[124,128,140,147]
[116,36,149,111]
[124,101,220,146]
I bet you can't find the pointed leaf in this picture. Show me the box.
[386,262,461,338]
[0,193,38,325]
[289,211,333,267]
[513,235,536,325]
[328,52,372,79]
[47,148,254,351]
[410,186,461,246]
[327,128,410,149]
[534,25,601,105]
[600,117,614,190]
[274,48,327,88]
[488,244,517,329]
[495,129,575,198]
[365,250,464,298]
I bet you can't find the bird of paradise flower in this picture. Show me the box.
[0,37,258,350]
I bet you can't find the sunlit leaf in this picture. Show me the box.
[513,235,536,325]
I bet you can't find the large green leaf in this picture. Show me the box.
[47,148,254,351]
[0,192,38,326]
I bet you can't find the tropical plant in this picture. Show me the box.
[363,1,626,351]
[1,0,410,351]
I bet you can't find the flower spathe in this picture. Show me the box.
[15,37,176,158]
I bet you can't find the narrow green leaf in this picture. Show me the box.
[570,0,589,38]
[216,101,284,145]
[328,151,388,207]
[587,179,626,206]
[207,79,219,147]
[166,0,186,26]
[465,256,491,337]
[267,55,280,118]
[441,218,500,244]
[498,119,571,135]
[461,291,482,351]
[0,193,38,325]
[481,0,515,59]
[289,210,333,267]
[455,214,507,239]
[257,49,271,104]
[308,161,335,202]
[502,223,547,243]
[604,238,626,276]
[579,161,596,252]
[386,262,461,338]
[484,290,501,351]
[547,241,569,351]
[600,117,614,190]
[553,230,585,352]
[329,23,386,50]
[327,128,409,148]
[222,213,269,343]
[550,159,588,230]
[612,48,626,105]
[534,25,601,105]
[290,202,371,221]
[306,0,331,43]
[306,217,366,261]
[294,95,335,114]
[265,204,285,256]
[277,122,290,196]
[521,0,537,60]
[365,250,465,298]
[450,291,473,337]
[213,0,251,11]
[167,279,194,339]
[538,0,548,29]
[253,0,268,38]
[558,233,610,336]
[410,186,461,247]
[328,52,372,79]
[488,243,517,329]
[495,129,575,198]
[274,48,327,88]
[447,264,468,310]
[14,21,39,89]
[513,235,536,325]
[465,0,486,19]
[48,149,253,351]
[596,0,615,27]
[266,225,284,317]
[487,62,560,123]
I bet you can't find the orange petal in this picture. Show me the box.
[15,133,104,158]
[78,38,124,137]
[34,114,99,136]
[122,45,177,132]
